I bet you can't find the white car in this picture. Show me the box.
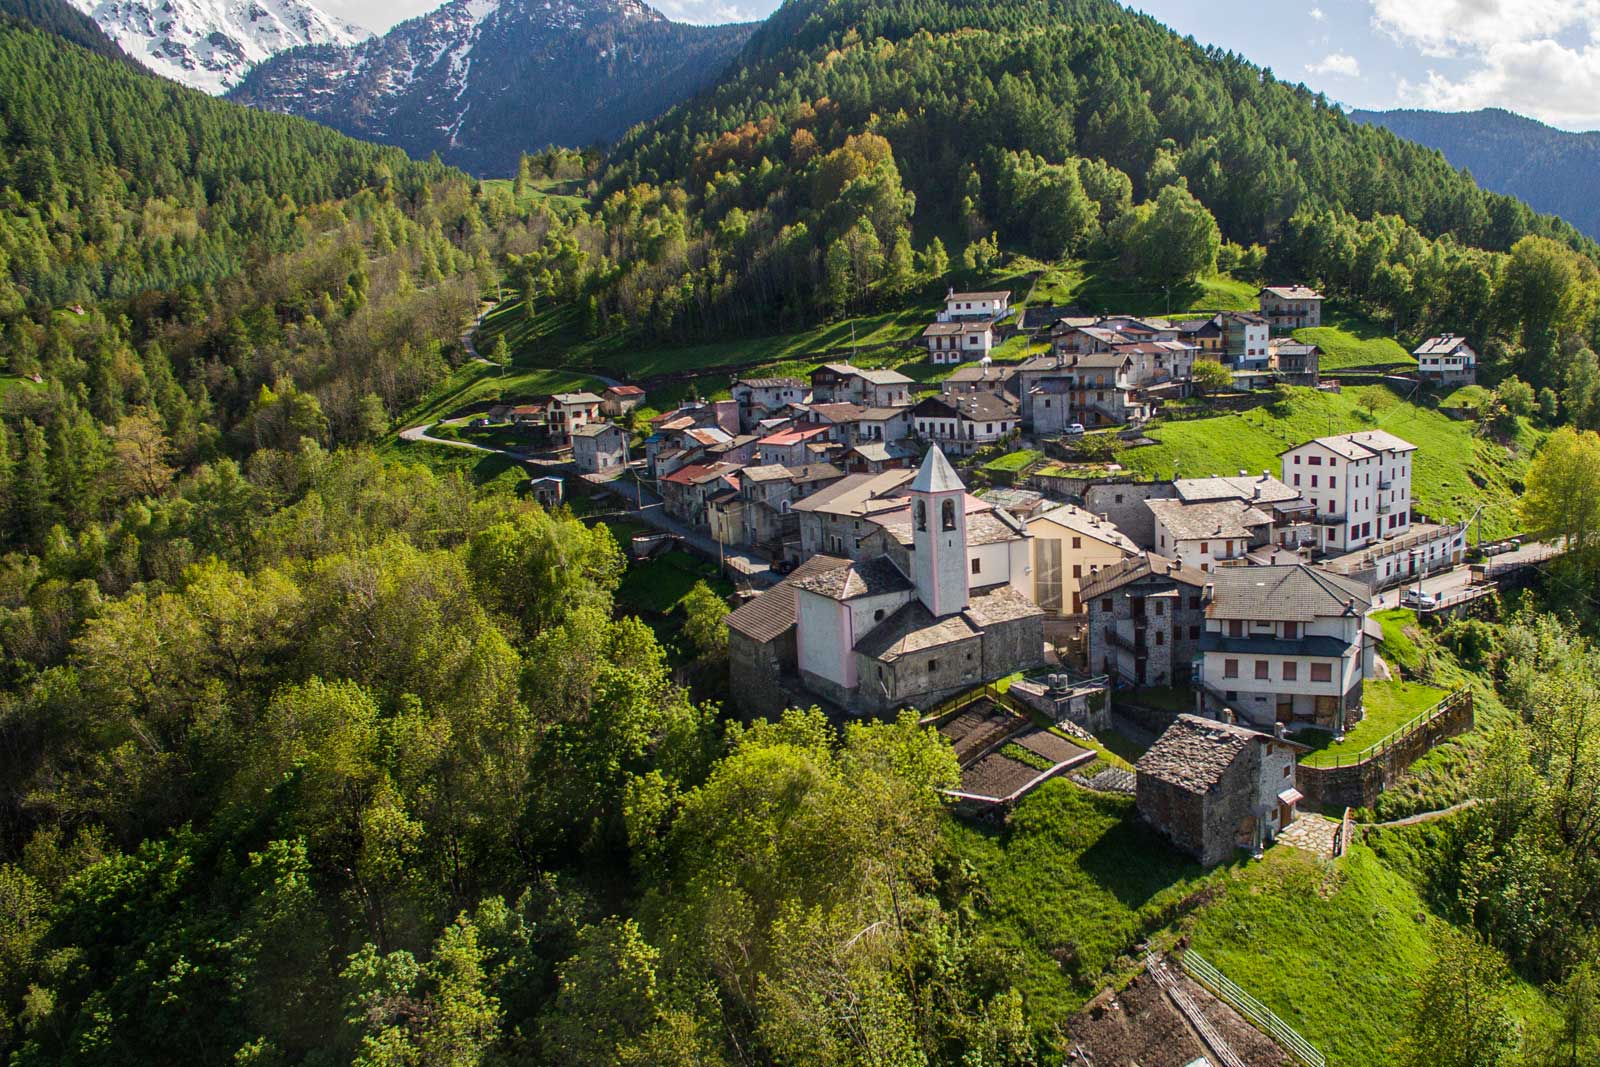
[1400,588,1438,609]
[1065,422,1086,436]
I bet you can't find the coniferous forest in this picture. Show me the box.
[2,0,1600,1063]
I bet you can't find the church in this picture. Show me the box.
[726,447,1047,717]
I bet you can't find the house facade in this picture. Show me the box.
[910,393,1019,455]
[1197,563,1376,732]
[732,377,808,430]
[1147,498,1272,572]
[545,392,604,444]
[1024,504,1138,617]
[922,321,995,363]
[600,385,645,417]
[1218,312,1271,368]
[1082,553,1209,687]
[809,364,914,407]
[1258,286,1324,331]
[1413,336,1478,386]
[571,421,628,475]
[1280,430,1416,553]
[937,289,1012,322]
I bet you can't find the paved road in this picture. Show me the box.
[588,475,776,587]
[1371,539,1559,609]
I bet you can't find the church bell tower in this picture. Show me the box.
[910,446,969,616]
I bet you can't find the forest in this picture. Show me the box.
[2,0,1600,1063]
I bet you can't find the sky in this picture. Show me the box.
[320,0,1600,131]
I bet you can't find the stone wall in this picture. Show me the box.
[728,629,797,720]
[980,613,1048,682]
[1137,745,1258,868]
[1296,690,1474,810]
[1083,482,1177,548]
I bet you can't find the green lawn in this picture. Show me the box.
[1440,384,1492,411]
[1026,258,1258,315]
[0,375,44,399]
[1293,308,1415,371]
[1121,385,1539,538]
[379,437,530,489]
[1126,685,1194,713]
[481,176,588,216]
[1372,608,1425,673]
[394,360,608,429]
[948,783,1213,1026]
[1297,679,1449,768]
[982,449,1044,473]
[1187,844,1448,1065]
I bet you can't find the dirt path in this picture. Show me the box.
[1361,797,1479,828]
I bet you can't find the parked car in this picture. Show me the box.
[1065,422,1086,436]
[1400,588,1439,609]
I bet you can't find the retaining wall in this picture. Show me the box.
[1295,690,1474,810]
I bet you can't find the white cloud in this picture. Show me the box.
[1310,6,1325,19]
[1370,0,1600,55]
[1306,51,1362,77]
[1398,37,1600,128]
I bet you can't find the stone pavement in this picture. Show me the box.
[1277,814,1338,857]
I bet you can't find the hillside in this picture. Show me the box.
[0,19,454,308]
[1352,107,1600,242]
[229,0,754,175]
[0,0,127,61]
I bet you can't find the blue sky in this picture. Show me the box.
[327,0,1600,131]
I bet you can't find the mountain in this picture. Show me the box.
[0,0,130,61]
[228,0,754,176]
[1351,107,1600,241]
[64,0,367,93]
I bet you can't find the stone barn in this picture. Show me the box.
[1136,715,1305,867]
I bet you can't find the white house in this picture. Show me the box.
[938,289,1012,322]
[545,392,604,444]
[1198,563,1377,733]
[571,421,628,475]
[1413,336,1478,386]
[1279,430,1416,553]
[1258,286,1324,331]
[922,321,995,364]
[1147,498,1273,572]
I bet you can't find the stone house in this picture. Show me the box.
[841,440,918,475]
[909,392,1019,455]
[809,364,915,407]
[732,377,808,431]
[1147,498,1274,572]
[1081,552,1209,688]
[1258,286,1324,331]
[1270,340,1321,386]
[660,462,743,527]
[1082,481,1180,547]
[793,469,918,558]
[1173,472,1319,550]
[600,385,645,417]
[757,424,836,467]
[941,362,1019,399]
[570,421,628,475]
[736,463,846,548]
[1136,715,1305,867]
[545,392,604,445]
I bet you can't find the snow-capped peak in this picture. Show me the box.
[67,0,371,94]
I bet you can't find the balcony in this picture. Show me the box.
[1377,501,1392,514]
[1378,478,1392,490]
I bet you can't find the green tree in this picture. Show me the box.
[1398,932,1520,1067]
[1520,427,1600,575]
[1190,358,1232,395]
[680,580,728,660]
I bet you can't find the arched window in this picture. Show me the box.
[941,498,957,531]
[915,499,927,531]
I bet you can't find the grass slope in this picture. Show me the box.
[1120,385,1538,538]
[1025,259,1259,315]
[1294,308,1416,371]
[1298,679,1450,767]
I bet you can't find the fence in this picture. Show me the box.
[1332,807,1354,859]
[1315,687,1471,769]
[1179,949,1327,1067]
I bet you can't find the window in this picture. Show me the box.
[1072,536,1082,549]
[970,557,981,575]
[1072,564,1082,578]
[1283,621,1299,639]
[915,500,927,531]
[1293,473,1301,486]
[1283,763,1293,778]
[874,609,885,622]
[1101,598,1113,612]
[1228,619,1244,637]
[1189,624,1200,639]
[1115,493,1124,504]
[928,659,939,673]
[1255,660,1270,680]
[1283,661,1297,681]
[1329,477,1337,489]
[1310,663,1332,683]
[1309,456,1322,466]
[1224,658,1239,679]
[941,499,957,531]
[1156,632,1165,646]
[1200,541,1209,554]
[1310,475,1318,488]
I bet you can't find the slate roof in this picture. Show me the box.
[948,290,1011,301]
[809,402,869,422]
[739,464,793,483]
[1147,498,1273,541]
[791,555,914,601]
[1280,429,1417,459]
[942,363,1019,384]
[734,377,805,389]
[874,507,1024,548]
[856,601,980,661]
[789,470,915,515]
[1260,286,1323,301]
[1137,715,1262,793]
[1020,305,1081,330]
[1413,335,1475,356]
[1029,504,1139,551]
[1079,552,1209,603]
[1204,563,1371,622]
[1173,474,1302,506]
[912,393,1019,422]
[788,463,845,485]
[923,322,992,336]
[550,392,604,405]
[910,446,964,494]
[571,421,625,439]
[725,556,852,643]
[961,584,1045,627]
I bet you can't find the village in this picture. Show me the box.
[434,282,1528,880]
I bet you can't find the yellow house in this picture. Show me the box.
[1026,504,1139,616]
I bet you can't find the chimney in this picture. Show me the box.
[1238,469,1248,477]
[1274,722,1287,741]
[1261,469,1270,480]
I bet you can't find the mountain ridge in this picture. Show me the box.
[1351,106,1600,240]
[228,0,754,175]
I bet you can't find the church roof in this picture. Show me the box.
[791,555,913,601]
[856,600,980,662]
[724,555,852,643]
[910,446,964,494]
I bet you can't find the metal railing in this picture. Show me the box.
[1145,953,1247,1067]
[1179,949,1327,1067]
[1310,688,1470,769]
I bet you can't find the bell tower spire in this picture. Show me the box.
[910,446,969,616]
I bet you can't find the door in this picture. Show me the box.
[1276,696,1293,723]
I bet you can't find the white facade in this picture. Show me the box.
[1280,432,1415,553]
[911,452,970,617]
[938,290,1011,322]
[1415,337,1478,385]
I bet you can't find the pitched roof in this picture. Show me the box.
[550,392,604,405]
[942,363,1019,384]
[1204,564,1371,622]
[910,446,964,494]
[856,601,980,661]
[791,555,914,601]
[808,402,869,422]
[571,421,626,438]
[792,469,917,515]
[912,392,1018,421]
[1079,552,1209,602]
[923,321,992,336]
[1413,335,1474,356]
[1028,504,1139,551]
[738,464,793,483]
[725,556,852,642]
[1280,429,1417,460]
[1260,285,1323,301]
[1147,498,1273,541]
[855,368,915,386]
[758,424,832,447]
[1173,474,1302,506]
[788,462,845,483]
[961,584,1045,628]
[1137,715,1263,793]
[661,462,743,487]
[873,506,1024,548]
[948,290,1011,301]
[733,377,805,389]
[684,427,733,447]
[605,385,646,396]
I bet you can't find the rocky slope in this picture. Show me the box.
[65,0,367,92]
[228,0,753,175]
